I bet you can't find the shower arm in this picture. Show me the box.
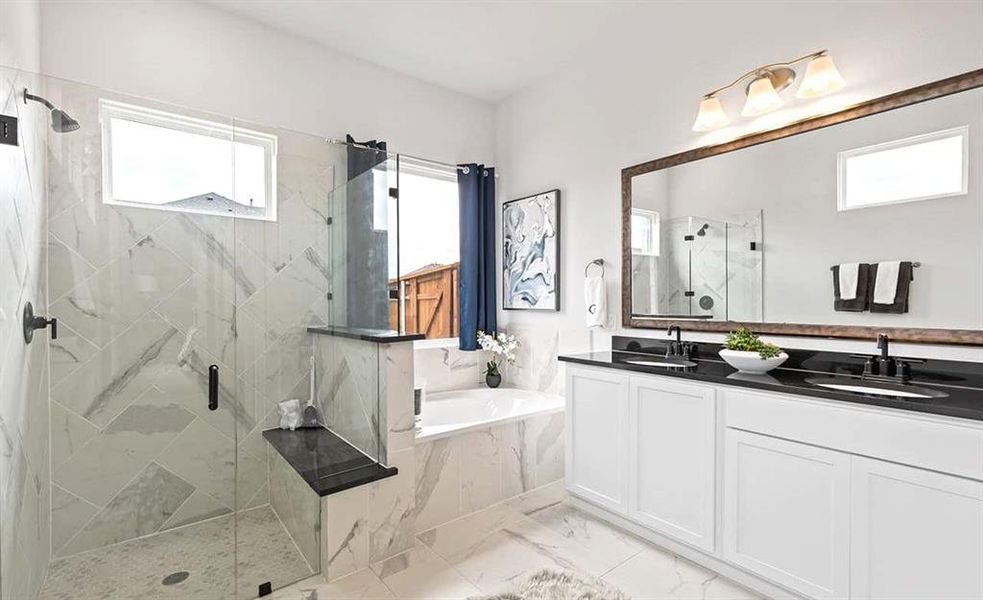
[24,89,56,111]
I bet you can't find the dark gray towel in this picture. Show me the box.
[869,261,914,313]
[832,263,870,312]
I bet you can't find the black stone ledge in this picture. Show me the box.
[307,326,424,344]
[263,427,397,497]
[559,350,983,422]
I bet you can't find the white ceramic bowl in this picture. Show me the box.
[719,349,788,374]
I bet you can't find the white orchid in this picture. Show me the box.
[477,330,520,376]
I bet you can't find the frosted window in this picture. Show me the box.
[631,209,660,255]
[838,127,968,211]
[101,100,277,221]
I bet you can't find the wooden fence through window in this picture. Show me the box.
[389,262,459,340]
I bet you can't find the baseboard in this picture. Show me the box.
[568,496,806,600]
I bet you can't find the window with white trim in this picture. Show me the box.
[838,126,968,211]
[100,100,277,221]
[631,208,660,256]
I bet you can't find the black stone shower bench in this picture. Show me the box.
[262,426,397,497]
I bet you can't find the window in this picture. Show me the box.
[838,126,968,211]
[100,100,277,221]
[631,208,660,255]
[389,158,460,341]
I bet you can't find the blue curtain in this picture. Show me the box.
[458,164,497,350]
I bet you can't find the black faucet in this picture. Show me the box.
[877,334,894,377]
[665,326,694,359]
[853,334,923,383]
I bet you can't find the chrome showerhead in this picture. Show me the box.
[696,223,710,237]
[24,89,80,133]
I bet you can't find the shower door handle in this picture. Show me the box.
[208,365,219,411]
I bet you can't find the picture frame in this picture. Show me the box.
[502,189,561,311]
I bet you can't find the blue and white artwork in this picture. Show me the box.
[503,190,560,310]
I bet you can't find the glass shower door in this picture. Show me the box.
[0,65,53,600]
[40,76,241,598]
[231,120,347,596]
[688,217,728,319]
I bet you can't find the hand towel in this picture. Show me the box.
[869,261,914,313]
[832,263,870,312]
[873,261,902,305]
[585,275,606,328]
[838,263,861,301]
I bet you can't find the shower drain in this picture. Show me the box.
[162,571,190,586]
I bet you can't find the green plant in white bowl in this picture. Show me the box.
[719,327,788,374]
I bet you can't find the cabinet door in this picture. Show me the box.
[851,456,983,600]
[565,367,629,514]
[723,429,850,599]
[628,375,715,551]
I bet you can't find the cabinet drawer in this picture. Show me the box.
[724,387,983,480]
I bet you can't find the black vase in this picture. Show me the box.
[485,372,502,388]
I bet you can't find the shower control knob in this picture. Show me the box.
[22,301,57,343]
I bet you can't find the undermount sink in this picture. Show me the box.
[804,377,949,399]
[623,358,697,369]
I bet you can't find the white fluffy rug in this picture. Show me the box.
[471,570,630,600]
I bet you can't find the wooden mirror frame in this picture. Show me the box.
[621,69,983,346]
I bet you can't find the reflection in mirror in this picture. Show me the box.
[628,83,982,334]
[631,169,762,321]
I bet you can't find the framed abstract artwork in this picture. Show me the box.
[502,189,560,311]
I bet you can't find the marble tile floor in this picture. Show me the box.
[273,482,760,600]
[39,505,314,600]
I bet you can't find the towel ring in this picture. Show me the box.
[585,258,605,277]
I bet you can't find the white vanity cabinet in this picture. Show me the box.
[563,362,983,600]
[566,366,717,547]
[628,376,716,551]
[723,429,851,600]
[850,456,983,600]
[565,367,629,514]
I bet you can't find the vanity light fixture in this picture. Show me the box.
[692,50,846,131]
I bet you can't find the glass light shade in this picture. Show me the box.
[692,96,730,132]
[796,54,846,98]
[742,76,784,117]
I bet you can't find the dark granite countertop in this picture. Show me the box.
[307,325,424,344]
[559,344,983,422]
[263,427,397,497]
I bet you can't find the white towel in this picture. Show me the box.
[838,263,861,301]
[874,261,902,304]
[585,275,606,328]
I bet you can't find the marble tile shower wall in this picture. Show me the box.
[43,81,347,558]
[0,67,51,600]
[314,336,381,460]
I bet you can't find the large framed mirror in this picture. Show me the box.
[622,69,983,345]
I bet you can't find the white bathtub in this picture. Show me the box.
[417,387,565,440]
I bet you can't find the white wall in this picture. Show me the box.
[0,0,41,71]
[495,1,983,360]
[37,0,494,165]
